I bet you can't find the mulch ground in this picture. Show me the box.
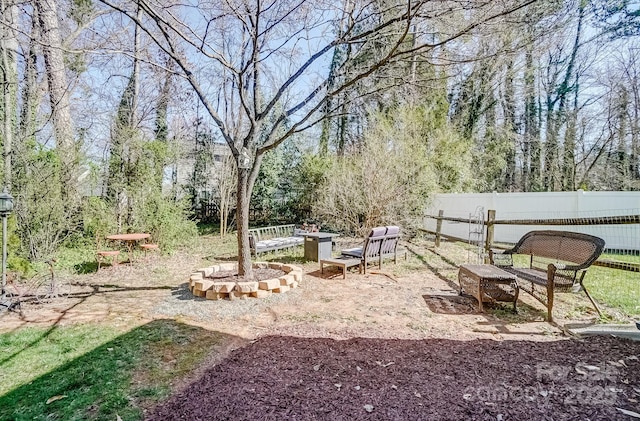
[147,335,640,420]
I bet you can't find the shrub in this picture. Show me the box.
[314,105,472,235]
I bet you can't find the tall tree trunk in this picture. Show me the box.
[543,100,560,191]
[503,58,517,190]
[562,110,577,190]
[615,87,630,189]
[631,84,640,183]
[107,5,141,228]
[18,17,39,150]
[154,62,171,189]
[15,15,39,198]
[523,40,539,191]
[126,7,141,227]
[35,0,78,203]
[337,99,348,155]
[0,0,17,188]
[544,1,584,191]
[236,168,252,276]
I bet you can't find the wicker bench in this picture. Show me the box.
[489,230,605,323]
[248,224,305,257]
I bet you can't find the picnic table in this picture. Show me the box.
[106,233,150,262]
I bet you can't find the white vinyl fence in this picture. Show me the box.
[424,191,640,251]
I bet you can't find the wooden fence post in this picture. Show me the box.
[435,210,444,247]
[485,209,496,262]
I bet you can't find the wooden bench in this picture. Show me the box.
[489,230,605,323]
[248,224,305,257]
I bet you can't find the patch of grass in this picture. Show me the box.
[282,312,326,322]
[0,320,230,420]
[488,305,521,320]
[406,322,430,332]
[584,266,640,319]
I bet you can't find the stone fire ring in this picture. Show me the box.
[188,262,303,300]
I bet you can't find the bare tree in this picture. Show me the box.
[0,0,17,189]
[98,0,537,278]
[34,0,79,205]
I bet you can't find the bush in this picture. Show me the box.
[314,105,472,235]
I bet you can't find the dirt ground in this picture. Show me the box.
[1,239,639,419]
[0,242,573,340]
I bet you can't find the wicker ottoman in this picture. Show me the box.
[458,264,519,313]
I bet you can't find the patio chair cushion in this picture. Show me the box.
[385,226,400,236]
[370,227,387,237]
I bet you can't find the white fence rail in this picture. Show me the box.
[424,191,640,251]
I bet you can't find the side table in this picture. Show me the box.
[320,257,362,279]
[458,264,519,313]
[302,232,339,262]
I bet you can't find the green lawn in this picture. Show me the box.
[0,320,230,421]
[586,258,640,319]
[505,251,639,319]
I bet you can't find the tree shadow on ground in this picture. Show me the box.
[404,242,459,291]
[422,293,546,321]
[171,282,206,301]
[0,319,240,421]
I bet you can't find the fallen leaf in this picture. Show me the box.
[616,408,640,418]
[313,364,321,371]
[46,395,67,405]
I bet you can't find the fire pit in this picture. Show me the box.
[189,262,303,300]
